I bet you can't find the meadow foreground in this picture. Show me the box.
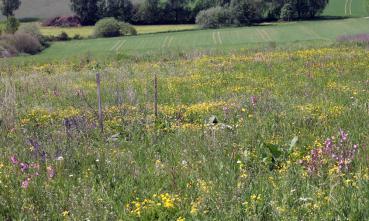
[0,45,369,220]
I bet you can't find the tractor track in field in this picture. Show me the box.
[257,29,272,42]
[212,31,223,45]
[161,36,174,48]
[345,0,353,15]
[110,40,126,51]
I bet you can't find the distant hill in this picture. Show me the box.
[1,0,368,20]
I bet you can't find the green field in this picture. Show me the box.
[12,18,369,63]
[323,0,369,17]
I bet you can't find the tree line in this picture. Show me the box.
[70,0,330,26]
[0,0,329,27]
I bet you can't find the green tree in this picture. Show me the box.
[230,0,261,25]
[70,0,100,25]
[137,0,161,24]
[99,0,133,22]
[280,2,295,21]
[0,0,21,18]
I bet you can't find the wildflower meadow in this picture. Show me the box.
[0,45,369,220]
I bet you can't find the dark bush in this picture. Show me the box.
[57,32,70,41]
[94,18,122,38]
[18,17,40,23]
[42,16,81,27]
[196,6,232,29]
[73,34,83,40]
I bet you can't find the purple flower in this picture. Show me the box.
[323,138,333,156]
[10,155,19,165]
[20,163,29,172]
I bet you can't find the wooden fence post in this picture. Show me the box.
[154,74,158,118]
[96,73,104,133]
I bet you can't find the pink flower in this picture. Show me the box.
[47,166,55,179]
[10,155,19,165]
[250,96,257,107]
[21,178,30,189]
[30,163,40,170]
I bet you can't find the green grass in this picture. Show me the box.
[1,45,369,220]
[13,18,369,63]
[323,0,369,17]
[38,24,198,38]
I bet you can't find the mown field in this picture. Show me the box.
[11,17,369,63]
[0,45,369,220]
[38,24,198,38]
[323,0,369,17]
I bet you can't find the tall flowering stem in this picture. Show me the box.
[301,129,359,175]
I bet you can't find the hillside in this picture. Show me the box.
[323,0,369,17]
[13,18,369,63]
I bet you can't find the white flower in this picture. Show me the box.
[56,156,64,161]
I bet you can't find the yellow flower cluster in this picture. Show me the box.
[125,193,181,217]
[20,107,81,127]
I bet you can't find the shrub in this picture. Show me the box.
[196,6,232,29]
[0,33,42,55]
[12,33,43,54]
[0,39,18,57]
[42,16,81,27]
[4,16,20,34]
[73,34,82,40]
[119,22,137,36]
[17,23,42,40]
[57,32,70,41]
[94,18,122,38]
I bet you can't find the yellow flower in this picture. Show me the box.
[62,210,69,217]
[250,194,262,202]
[176,216,186,221]
[0,162,3,169]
